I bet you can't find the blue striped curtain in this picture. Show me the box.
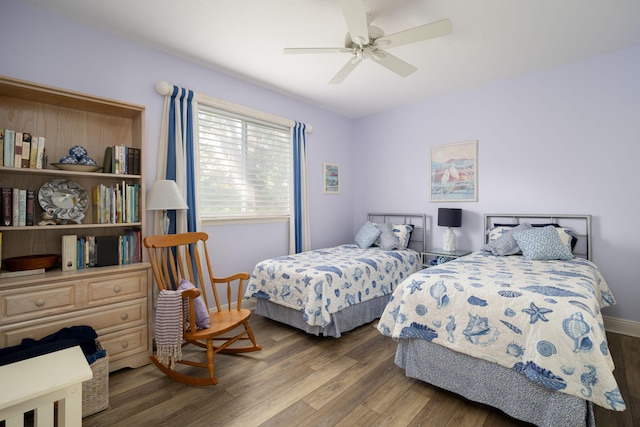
[158,85,198,233]
[290,122,311,254]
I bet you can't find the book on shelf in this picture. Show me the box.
[13,131,22,168]
[0,129,3,166]
[132,148,141,175]
[11,188,19,226]
[25,189,35,226]
[35,136,45,169]
[18,189,26,227]
[29,135,38,168]
[61,234,77,271]
[20,133,31,168]
[96,235,120,267]
[4,129,15,167]
[1,188,11,226]
[102,146,113,173]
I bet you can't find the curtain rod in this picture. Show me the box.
[155,81,312,132]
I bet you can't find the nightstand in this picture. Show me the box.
[421,248,472,267]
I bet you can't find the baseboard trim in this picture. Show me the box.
[603,315,640,338]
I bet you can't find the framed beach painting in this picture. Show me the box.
[430,140,478,202]
[323,162,340,194]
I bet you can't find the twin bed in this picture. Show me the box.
[377,214,624,426]
[245,213,425,337]
[245,212,623,426]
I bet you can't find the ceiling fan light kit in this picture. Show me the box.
[284,0,452,84]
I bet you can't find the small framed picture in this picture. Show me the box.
[323,162,340,194]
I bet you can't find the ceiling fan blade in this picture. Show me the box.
[329,58,361,84]
[371,51,417,77]
[375,19,452,49]
[283,47,351,54]
[339,0,369,46]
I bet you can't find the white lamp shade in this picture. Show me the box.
[146,180,188,211]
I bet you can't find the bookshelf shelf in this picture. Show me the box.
[0,75,151,372]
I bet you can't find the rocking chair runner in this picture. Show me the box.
[144,232,261,386]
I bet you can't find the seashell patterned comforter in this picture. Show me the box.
[377,251,625,411]
[245,244,421,328]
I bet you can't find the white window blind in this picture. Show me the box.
[198,105,291,220]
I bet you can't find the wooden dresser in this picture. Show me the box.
[0,263,151,372]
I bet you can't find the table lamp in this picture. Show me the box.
[146,180,188,234]
[438,208,462,252]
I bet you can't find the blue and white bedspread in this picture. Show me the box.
[245,244,421,328]
[377,251,625,411]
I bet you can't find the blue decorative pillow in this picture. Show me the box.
[355,221,381,249]
[483,223,532,256]
[392,224,414,249]
[512,226,574,261]
[178,279,210,329]
[378,222,400,250]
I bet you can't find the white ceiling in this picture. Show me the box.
[25,0,640,118]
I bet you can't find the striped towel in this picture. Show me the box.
[155,289,184,369]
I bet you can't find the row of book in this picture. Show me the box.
[1,129,46,169]
[103,145,141,175]
[92,183,140,224]
[61,230,142,271]
[1,188,36,227]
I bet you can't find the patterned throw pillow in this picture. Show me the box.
[483,223,532,256]
[355,221,381,249]
[392,224,414,249]
[378,222,400,250]
[512,226,574,261]
[178,279,210,329]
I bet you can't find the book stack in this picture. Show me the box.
[92,183,140,224]
[61,231,142,270]
[1,129,45,169]
[1,188,36,226]
[102,145,141,175]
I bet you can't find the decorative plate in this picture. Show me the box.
[51,163,102,172]
[38,179,89,224]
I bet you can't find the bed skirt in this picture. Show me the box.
[395,338,595,427]
[254,294,391,338]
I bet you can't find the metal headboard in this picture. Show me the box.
[484,213,592,260]
[367,213,427,253]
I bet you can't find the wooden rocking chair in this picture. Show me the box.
[144,232,261,386]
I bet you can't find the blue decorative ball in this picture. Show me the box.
[78,157,97,166]
[60,155,78,164]
[69,145,88,160]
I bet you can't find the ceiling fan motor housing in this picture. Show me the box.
[344,25,385,48]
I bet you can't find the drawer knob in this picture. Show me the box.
[35,299,46,307]
[121,341,129,349]
[113,285,122,293]
[120,312,129,321]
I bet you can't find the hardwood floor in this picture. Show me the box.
[84,314,639,427]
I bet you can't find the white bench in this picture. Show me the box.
[0,346,93,427]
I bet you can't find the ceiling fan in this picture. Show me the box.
[283,0,452,84]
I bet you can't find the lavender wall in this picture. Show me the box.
[2,0,639,324]
[352,46,640,322]
[0,0,354,280]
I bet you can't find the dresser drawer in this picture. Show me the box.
[1,283,78,324]
[0,300,147,347]
[86,271,147,306]
[99,324,149,361]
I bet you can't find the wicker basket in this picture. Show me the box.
[82,346,109,417]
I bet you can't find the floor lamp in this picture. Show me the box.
[146,180,188,234]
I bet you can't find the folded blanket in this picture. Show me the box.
[155,289,184,368]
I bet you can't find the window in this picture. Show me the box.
[198,105,291,221]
